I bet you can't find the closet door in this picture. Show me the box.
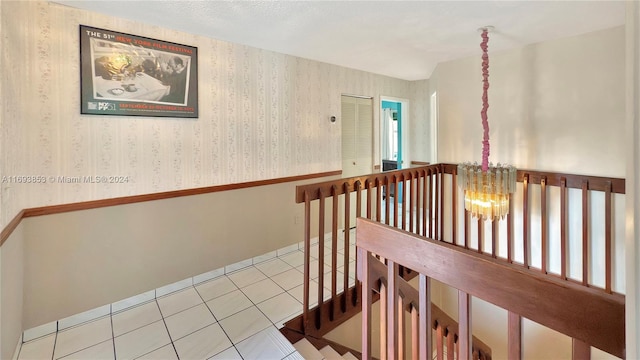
[341,95,373,228]
[341,95,373,178]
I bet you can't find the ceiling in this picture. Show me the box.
[56,0,625,81]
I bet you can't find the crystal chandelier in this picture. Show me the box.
[458,27,516,220]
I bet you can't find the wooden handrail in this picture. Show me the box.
[356,218,625,358]
[295,164,445,203]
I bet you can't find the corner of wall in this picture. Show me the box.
[1,221,24,360]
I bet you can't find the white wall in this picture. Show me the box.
[409,79,432,162]
[0,1,421,231]
[625,1,640,358]
[436,26,625,177]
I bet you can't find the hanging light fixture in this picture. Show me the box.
[458,27,516,220]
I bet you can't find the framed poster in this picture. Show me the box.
[80,25,198,118]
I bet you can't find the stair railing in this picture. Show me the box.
[296,164,447,335]
[293,163,626,354]
[357,218,625,359]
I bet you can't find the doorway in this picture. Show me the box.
[380,97,409,203]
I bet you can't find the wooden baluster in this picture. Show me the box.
[507,193,513,263]
[398,295,405,360]
[572,339,590,360]
[317,189,326,327]
[441,166,446,241]
[359,249,372,360]
[465,209,470,249]
[429,169,434,239]
[541,177,548,273]
[386,176,392,225]
[491,218,498,258]
[508,311,522,360]
[354,180,363,305]
[343,184,351,312]
[400,174,405,231]
[453,166,458,245]
[478,218,484,254]
[387,261,399,360]
[331,186,339,317]
[380,282,388,360]
[458,291,471,360]
[364,179,371,220]
[436,166,441,240]
[419,274,432,360]
[411,305,419,360]
[523,174,529,267]
[560,178,567,279]
[401,174,407,231]
[409,172,415,234]
[423,170,428,237]
[303,191,311,331]
[605,181,612,294]
[446,328,455,360]
[394,175,400,228]
[376,178,382,223]
[436,324,444,360]
[582,180,589,285]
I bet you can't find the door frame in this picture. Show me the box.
[379,96,410,169]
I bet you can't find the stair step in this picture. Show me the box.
[293,338,324,360]
[342,352,358,360]
[319,345,344,359]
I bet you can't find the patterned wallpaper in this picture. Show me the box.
[0,1,429,229]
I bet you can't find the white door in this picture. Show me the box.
[342,95,373,177]
[341,95,373,228]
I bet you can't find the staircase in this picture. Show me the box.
[293,338,359,359]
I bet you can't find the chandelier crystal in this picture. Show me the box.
[458,162,516,220]
[458,27,516,220]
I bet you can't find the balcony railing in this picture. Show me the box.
[287,163,625,358]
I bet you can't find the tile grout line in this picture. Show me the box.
[50,322,58,360]
[154,299,181,360]
[192,284,238,359]
[110,304,117,360]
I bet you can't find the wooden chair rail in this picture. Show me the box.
[356,218,625,359]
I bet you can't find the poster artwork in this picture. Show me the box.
[80,25,198,118]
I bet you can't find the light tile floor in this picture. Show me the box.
[15,233,357,360]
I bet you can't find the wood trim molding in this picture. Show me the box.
[411,161,431,166]
[0,210,25,247]
[0,170,341,246]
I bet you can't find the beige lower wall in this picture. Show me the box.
[1,222,24,360]
[21,174,338,330]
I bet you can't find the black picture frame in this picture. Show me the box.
[80,25,198,118]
